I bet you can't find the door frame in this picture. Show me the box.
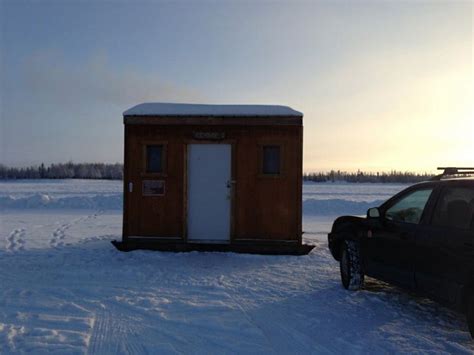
[182,140,236,243]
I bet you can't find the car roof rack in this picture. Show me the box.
[431,167,474,181]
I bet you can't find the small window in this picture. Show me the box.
[432,187,474,230]
[385,188,433,224]
[146,145,163,173]
[262,146,280,175]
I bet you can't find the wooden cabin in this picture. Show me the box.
[114,102,311,254]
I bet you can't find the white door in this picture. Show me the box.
[187,144,231,242]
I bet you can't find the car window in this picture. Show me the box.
[432,186,474,230]
[385,189,433,224]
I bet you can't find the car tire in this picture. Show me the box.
[340,240,364,290]
[467,296,474,338]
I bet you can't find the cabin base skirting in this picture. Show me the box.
[111,239,314,255]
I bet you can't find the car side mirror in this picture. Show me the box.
[367,207,381,219]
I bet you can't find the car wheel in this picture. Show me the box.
[467,296,474,338]
[340,240,364,290]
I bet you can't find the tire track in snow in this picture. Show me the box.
[217,276,278,354]
[0,303,95,353]
[5,228,26,253]
[87,306,146,355]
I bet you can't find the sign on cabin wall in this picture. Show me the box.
[143,180,165,196]
[192,131,226,140]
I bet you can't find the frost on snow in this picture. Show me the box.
[0,180,472,353]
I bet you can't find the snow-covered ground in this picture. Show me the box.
[0,180,473,353]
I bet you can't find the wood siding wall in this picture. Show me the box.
[124,124,303,243]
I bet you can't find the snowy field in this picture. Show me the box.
[1,180,473,354]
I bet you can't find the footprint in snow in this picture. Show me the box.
[6,228,26,252]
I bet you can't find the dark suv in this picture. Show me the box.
[328,168,474,336]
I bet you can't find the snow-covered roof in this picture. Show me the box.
[123,102,303,117]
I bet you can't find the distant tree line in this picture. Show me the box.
[303,170,435,183]
[0,162,123,180]
[0,163,434,183]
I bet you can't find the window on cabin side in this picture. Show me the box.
[146,145,163,173]
[262,145,281,175]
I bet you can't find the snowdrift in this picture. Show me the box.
[0,193,123,210]
[303,198,384,216]
[0,193,383,216]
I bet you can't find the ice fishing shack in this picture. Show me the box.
[114,102,312,254]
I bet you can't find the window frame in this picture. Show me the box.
[380,185,437,226]
[430,184,474,231]
[142,141,168,177]
[258,143,284,178]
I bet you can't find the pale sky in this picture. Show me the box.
[0,0,472,173]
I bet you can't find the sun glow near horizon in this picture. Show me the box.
[302,36,473,174]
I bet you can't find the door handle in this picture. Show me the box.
[226,180,236,200]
